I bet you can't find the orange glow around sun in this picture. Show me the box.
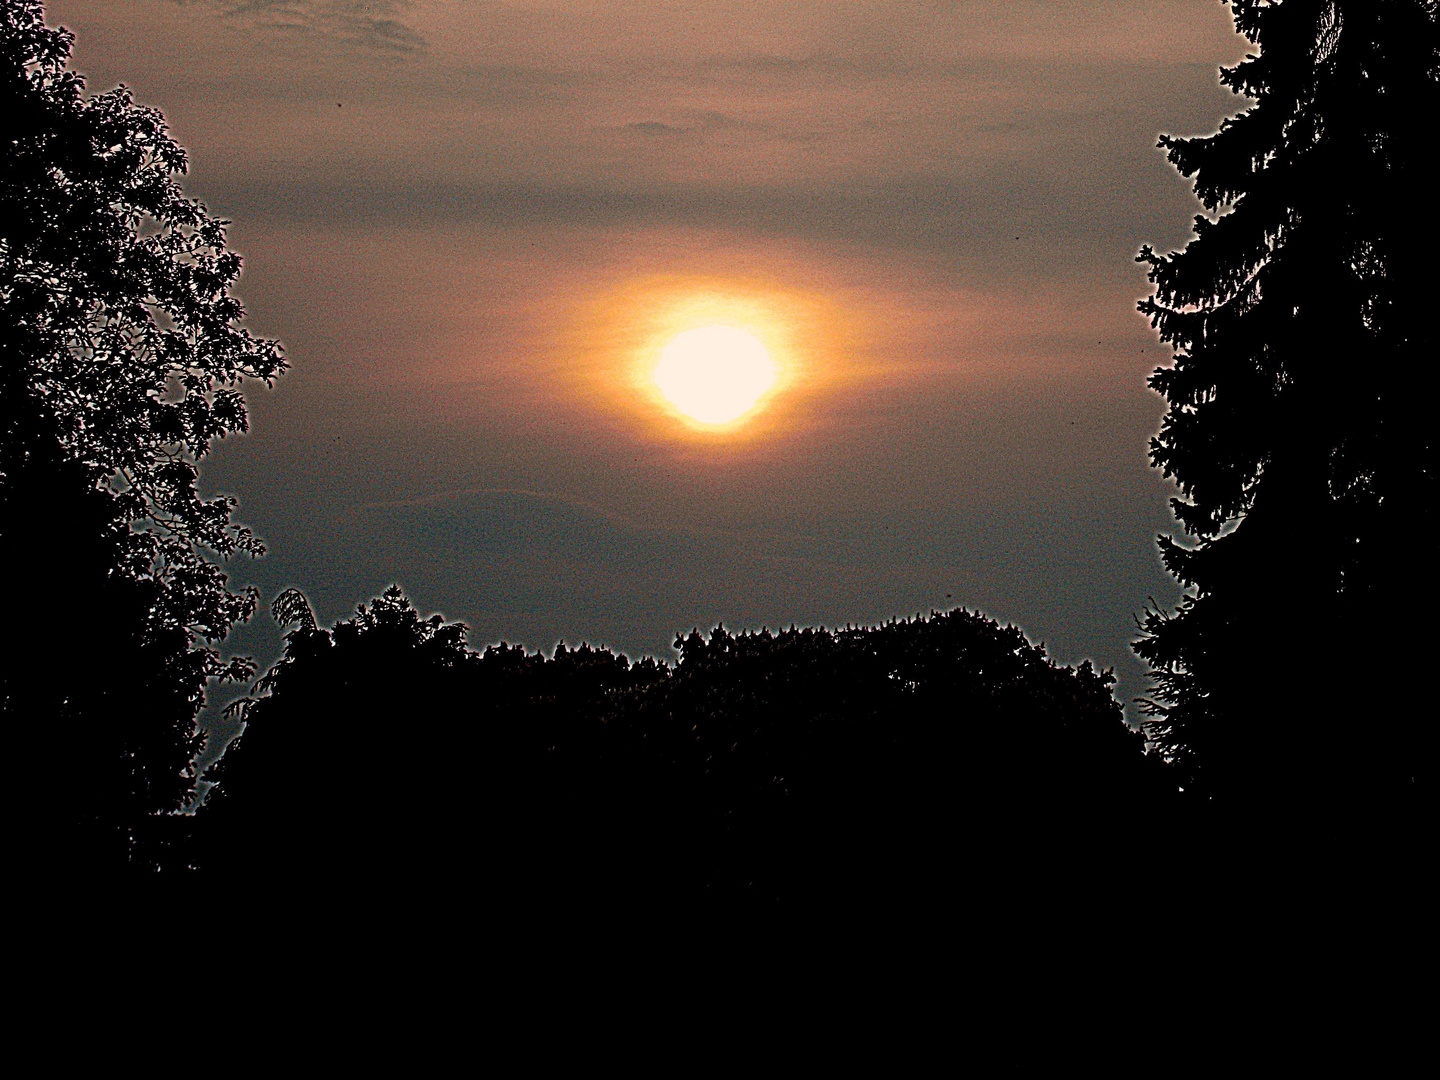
[561,275,856,442]
[628,290,797,433]
[545,238,898,447]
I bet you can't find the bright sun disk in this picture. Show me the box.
[653,325,777,425]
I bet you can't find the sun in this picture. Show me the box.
[653,324,777,426]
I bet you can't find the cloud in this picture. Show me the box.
[180,0,425,54]
[623,120,685,136]
[197,168,1190,271]
[617,112,779,140]
[360,488,691,566]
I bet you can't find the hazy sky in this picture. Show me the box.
[51,0,1251,740]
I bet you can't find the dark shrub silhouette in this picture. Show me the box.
[604,614,1179,900]
[201,588,1176,902]
[0,1,283,871]
[1135,0,1436,828]
[200,588,483,883]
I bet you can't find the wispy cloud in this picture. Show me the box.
[617,111,778,140]
[182,0,425,54]
[622,120,685,137]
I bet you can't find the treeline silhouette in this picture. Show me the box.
[197,587,1178,901]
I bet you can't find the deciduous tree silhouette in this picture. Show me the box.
[201,587,1175,903]
[0,0,284,871]
[200,587,481,882]
[1135,0,1437,827]
[610,613,1179,900]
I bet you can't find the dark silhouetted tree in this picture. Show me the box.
[200,588,481,882]
[200,586,667,888]
[200,587,1175,904]
[1135,0,1437,825]
[610,612,1179,901]
[0,1,284,871]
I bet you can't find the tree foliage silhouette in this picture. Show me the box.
[1135,0,1437,817]
[200,588,481,881]
[201,587,1175,901]
[0,0,284,871]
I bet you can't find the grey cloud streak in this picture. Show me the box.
[174,0,425,53]
[195,171,1189,271]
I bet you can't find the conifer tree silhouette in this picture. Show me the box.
[1135,0,1437,826]
[0,1,284,871]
